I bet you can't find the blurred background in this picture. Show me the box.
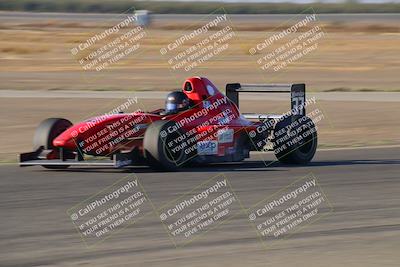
[0,0,399,161]
[0,0,399,91]
[1,3,400,267]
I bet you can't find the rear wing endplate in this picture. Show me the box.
[226,83,306,116]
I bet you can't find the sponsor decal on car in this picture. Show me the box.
[217,128,234,143]
[197,140,218,155]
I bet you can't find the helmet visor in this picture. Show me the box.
[166,103,177,112]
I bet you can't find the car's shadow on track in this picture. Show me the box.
[34,159,400,173]
[38,161,280,173]
[302,159,400,167]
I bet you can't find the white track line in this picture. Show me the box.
[252,144,400,154]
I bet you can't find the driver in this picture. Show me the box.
[163,91,191,115]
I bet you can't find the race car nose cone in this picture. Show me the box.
[53,133,76,149]
[53,139,66,146]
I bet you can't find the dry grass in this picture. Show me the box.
[155,22,399,33]
[0,45,50,54]
[2,20,399,33]
[0,20,399,91]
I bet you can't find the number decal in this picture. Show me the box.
[292,96,304,116]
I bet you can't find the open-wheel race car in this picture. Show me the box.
[19,77,317,171]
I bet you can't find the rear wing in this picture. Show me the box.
[225,83,306,118]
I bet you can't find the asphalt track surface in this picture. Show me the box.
[0,147,399,266]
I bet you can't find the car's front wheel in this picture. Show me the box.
[33,118,73,169]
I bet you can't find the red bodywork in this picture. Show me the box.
[52,77,258,160]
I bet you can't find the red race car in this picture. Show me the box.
[19,77,317,171]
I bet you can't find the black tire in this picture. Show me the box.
[143,120,188,171]
[232,133,249,162]
[33,118,73,169]
[272,116,317,164]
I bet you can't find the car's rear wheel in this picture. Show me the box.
[33,118,73,169]
[143,120,188,171]
[272,116,317,164]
